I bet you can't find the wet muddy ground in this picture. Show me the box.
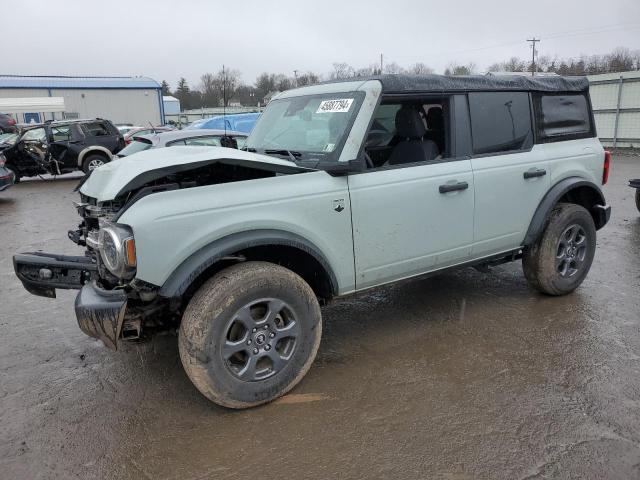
[1,156,639,480]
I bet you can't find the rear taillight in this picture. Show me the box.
[603,150,611,185]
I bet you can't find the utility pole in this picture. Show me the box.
[293,69,298,87]
[380,53,383,74]
[527,38,540,76]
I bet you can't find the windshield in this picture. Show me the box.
[246,93,363,160]
[118,138,152,157]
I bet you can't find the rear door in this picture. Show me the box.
[467,91,550,257]
[81,121,117,152]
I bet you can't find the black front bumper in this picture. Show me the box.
[14,252,97,298]
[14,252,127,349]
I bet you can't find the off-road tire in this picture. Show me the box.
[179,261,322,409]
[523,203,597,296]
[82,154,108,174]
[635,190,640,213]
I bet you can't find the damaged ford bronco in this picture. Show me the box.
[14,75,611,408]
[3,118,123,181]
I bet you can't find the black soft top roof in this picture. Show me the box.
[332,74,589,94]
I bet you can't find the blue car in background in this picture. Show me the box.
[185,112,261,134]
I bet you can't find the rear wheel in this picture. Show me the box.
[5,165,20,183]
[82,154,108,174]
[523,203,597,296]
[179,261,322,409]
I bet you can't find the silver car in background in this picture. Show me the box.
[116,128,248,158]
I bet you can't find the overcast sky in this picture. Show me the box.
[6,0,640,89]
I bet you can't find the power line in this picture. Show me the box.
[391,22,640,60]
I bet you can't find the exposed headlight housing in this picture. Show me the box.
[98,221,136,279]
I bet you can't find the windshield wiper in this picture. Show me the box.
[264,149,302,163]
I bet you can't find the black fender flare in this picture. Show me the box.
[158,229,339,298]
[523,177,609,246]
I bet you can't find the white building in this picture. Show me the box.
[587,70,640,148]
[162,95,181,115]
[0,75,164,125]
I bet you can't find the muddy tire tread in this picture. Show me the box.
[179,261,321,409]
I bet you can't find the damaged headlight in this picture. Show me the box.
[98,221,136,279]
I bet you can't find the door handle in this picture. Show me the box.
[439,181,469,194]
[523,168,546,179]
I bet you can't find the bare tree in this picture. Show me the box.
[331,62,355,79]
[296,71,321,86]
[383,62,405,74]
[445,62,476,75]
[214,68,241,106]
[408,62,434,75]
[199,73,220,107]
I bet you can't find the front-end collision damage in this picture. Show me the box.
[14,148,318,349]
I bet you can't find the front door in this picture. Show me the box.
[349,160,475,290]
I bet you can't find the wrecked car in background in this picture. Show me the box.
[14,74,610,409]
[3,118,124,180]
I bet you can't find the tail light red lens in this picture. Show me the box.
[603,150,611,185]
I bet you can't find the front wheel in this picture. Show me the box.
[179,261,322,409]
[523,203,597,296]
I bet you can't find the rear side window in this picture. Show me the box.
[118,138,152,156]
[82,122,110,137]
[183,136,221,146]
[468,92,533,155]
[536,94,592,141]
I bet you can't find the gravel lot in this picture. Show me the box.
[1,156,639,480]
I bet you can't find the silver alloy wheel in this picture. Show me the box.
[222,298,299,381]
[555,224,588,278]
[87,158,105,170]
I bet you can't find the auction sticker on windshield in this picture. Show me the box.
[316,98,354,113]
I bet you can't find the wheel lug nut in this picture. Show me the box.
[246,340,252,345]
[269,332,275,338]
[265,345,271,351]
[252,328,257,333]
[253,348,259,354]
[264,325,269,330]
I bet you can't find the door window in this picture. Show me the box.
[535,93,592,141]
[51,125,72,142]
[364,97,450,168]
[82,122,110,137]
[183,136,221,146]
[468,92,533,155]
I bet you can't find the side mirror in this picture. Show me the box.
[323,159,363,176]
